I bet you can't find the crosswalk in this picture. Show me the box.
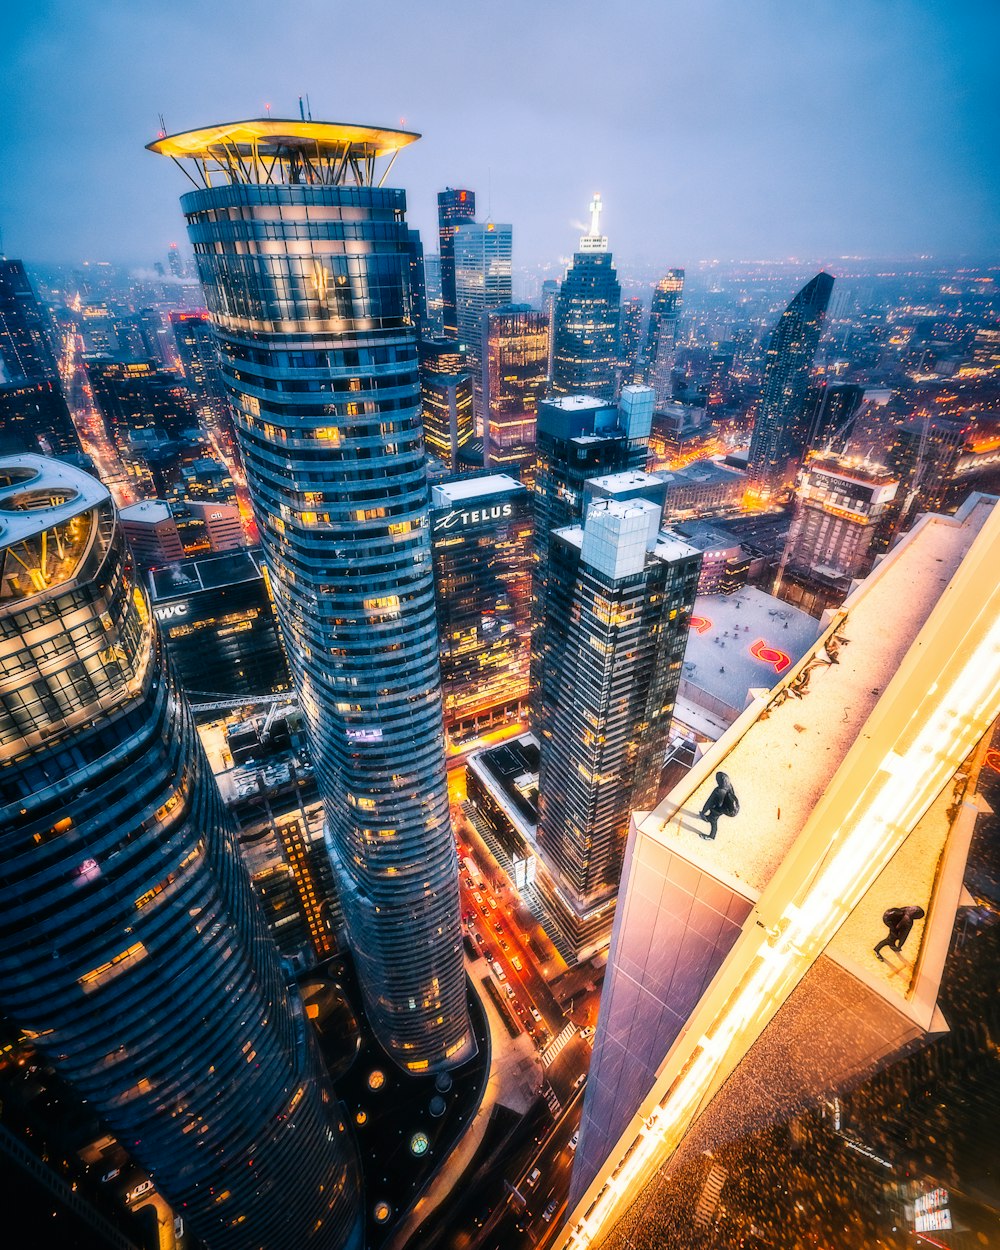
[541,1021,577,1068]
[543,1084,562,1116]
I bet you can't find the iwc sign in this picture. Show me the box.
[433,502,514,533]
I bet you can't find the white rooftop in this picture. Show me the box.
[431,473,524,507]
[119,500,174,525]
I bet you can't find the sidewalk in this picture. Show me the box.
[384,959,542,1250]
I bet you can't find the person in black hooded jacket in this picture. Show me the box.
[698,771,739,840]
[874,905,925,960]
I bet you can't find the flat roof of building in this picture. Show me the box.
[673,519,743,552]
[431,474,525,506]
[119,500,173,525]
[680,588,822,717]
[469,732,540,828]
[661,459,745,487]
[147,118,420,161]
[149,548,264,601]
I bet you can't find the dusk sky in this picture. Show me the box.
[3,0,998,271]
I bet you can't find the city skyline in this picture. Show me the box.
[1,3,998,269]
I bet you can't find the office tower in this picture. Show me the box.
[419,336,475,471]
[0,455,362,1250]
[618,297,645,385]
[775,455,899,615]
[550,195,622,401]
[406,227,428,335]
[746,271,835,500]
[167,240,184,279]
[564,492,1000,1247]
[484,303,548,480]
[149,547,291,704]
[151,118,473,1072]
[86,358,199,447]
[423,252,444,337]
[430,474,533,747]
[170,311,235,437]
[118,499,185,565]
[643,269,684,406]
[437,188,477,338]
[532,388,653,599]
[534,498,700,955]
[541,278,560,379]
[453,220,513,426]
[800,380,865,454]
[0,257,60,383]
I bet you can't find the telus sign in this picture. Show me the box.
[433,502,514,533]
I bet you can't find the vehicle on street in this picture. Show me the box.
[542,1199,558,1222]
[505,984,516,998]
[527,1167,541,1187]
[511,956,523,971]
[580,1025,594,1039]
[530,1006,541,1021]
[473,890,483,904]
[475,932,485,944]
[573,1073,586,1089]
[500,938,509,951]
[480,904,490,917]
[488,896,498,909]
[465,875,474,888]
[493,921,503,933]
[569,1131,579,1151]
[492,960,506,981]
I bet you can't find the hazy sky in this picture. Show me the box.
[2,0,998,271]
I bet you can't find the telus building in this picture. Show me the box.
[149,120,473,1073]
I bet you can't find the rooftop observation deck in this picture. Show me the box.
[147,118,420,188]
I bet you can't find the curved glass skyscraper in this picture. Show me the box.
[149,120,473,1073]
[746,271,835,500]
[0,455,361,1250]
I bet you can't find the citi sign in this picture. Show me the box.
[433,502,514,532]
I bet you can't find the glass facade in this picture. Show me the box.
[420,337,474,470]
[746,271,835,499]
[430,475,533,747]
[437,188,476,339]
[484,303,548,481]
[0,455,362,1250]
[535,504,701,954]
[643,269,684,407]
[453,222,513,426]
[166,132,473,1073]
[551,251,622,401]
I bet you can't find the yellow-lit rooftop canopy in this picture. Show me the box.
[147,118,420,188]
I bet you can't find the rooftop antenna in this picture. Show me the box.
[157,112,167,139]
[299,96,305,121]
[488,166,492,222]
[264,102,272,118]
[306,94,312,121]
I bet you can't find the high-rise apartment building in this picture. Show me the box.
[0,455,362,1250]
[746,271,835,499]
[618,297,645,385]
[643,269,684,407]
[885,413,970,518]
[170,310,235,438]
[453,220,513,426]
[532,388,654,615]
[430,474,533,747]
[151,118,473,1073]
[563,492,1000,1248]
[484,303,549,480]
[534,498,701,955]
[775,455,899,616]
[437,188,476,339]
[550,196,622,401]
[800,380,866,455]
[419,337,475,471]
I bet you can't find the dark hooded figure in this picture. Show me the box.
[874,905,926,961]
[698,772,739,840]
